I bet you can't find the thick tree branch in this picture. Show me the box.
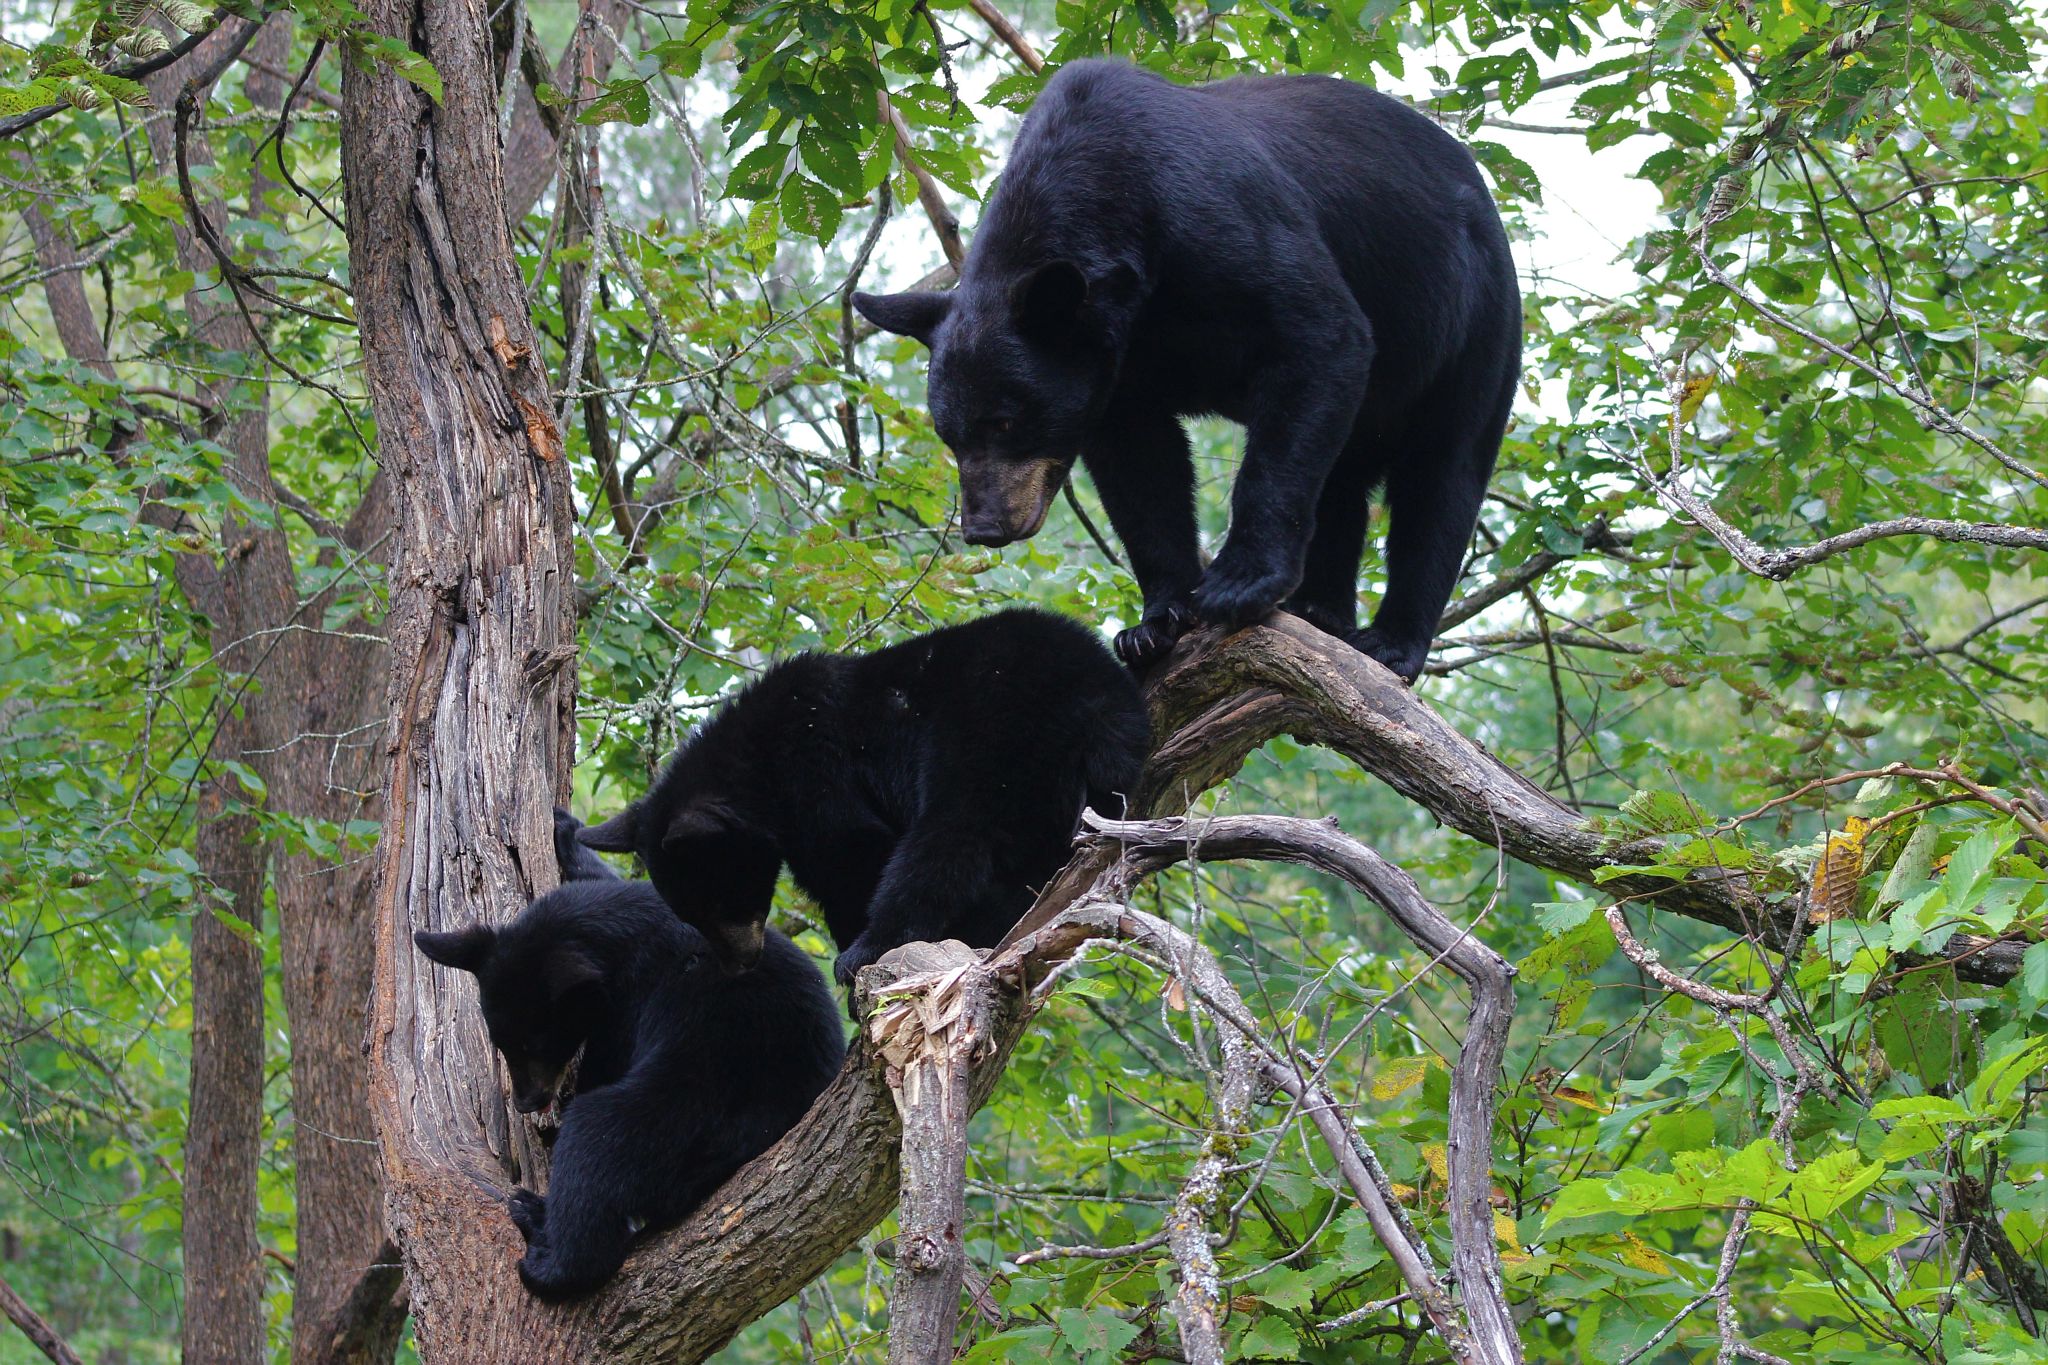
[1002,614,2028,986]
[0,1273,83,1365]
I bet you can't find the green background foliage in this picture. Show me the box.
[2,0,2045,1357]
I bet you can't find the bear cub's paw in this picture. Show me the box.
[1113,600,1198,669]
[833,933,886,988]
[508,1187,547,1243]
[516,1249,578,1301]
[1347,626,1427,686]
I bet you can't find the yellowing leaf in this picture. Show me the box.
[1619,1232,1668,1272]
[1552,1085,1606,1112]
[1164,977,1186,1012]
[1371,1055,1433,1101]
[1495,1211,1526,1252]
[1810,818,1869,922]
[1676,372,1716,425]
[1422,1143,1449,1185]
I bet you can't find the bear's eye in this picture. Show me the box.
[991,417,1014,436]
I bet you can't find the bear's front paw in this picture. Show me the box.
[1114,601,1197,669]
[1347,626,1428,685]
[508,1187,547,1243]
[1190,556,1296,632]
[833,933,888,988]
[516,1248,580,1301]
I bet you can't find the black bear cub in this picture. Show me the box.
[578,607,1149,985]
[413,810,845,1299]
[855,58,1521,683]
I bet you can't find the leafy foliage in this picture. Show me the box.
[1,0,2045,1358]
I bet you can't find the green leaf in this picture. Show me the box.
[779,173,843,244]
[1238,1316,1303,1359]
[798,129,864,197]
[1054,1308,1141,1361]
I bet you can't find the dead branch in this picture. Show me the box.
[868,942,993,1365]
[1079,813,1523,1365]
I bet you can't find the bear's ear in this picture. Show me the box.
[1010,260,1090,339]
[852,289,953,346]
[414,924,496,974]
[661,795,749,849]
[543,944,604,1002]
[576,807,639,853]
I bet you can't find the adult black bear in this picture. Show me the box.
[578,607,1149,985]
[854,58,1521,683]
[413,813,844,1299]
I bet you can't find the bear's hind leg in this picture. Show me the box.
[1355,373,1512,684]
[1283,443,1381,641]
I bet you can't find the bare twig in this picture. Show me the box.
[881,94,964,269]
[966,0,1045,72]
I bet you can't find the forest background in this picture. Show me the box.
[2,0,2046,1358]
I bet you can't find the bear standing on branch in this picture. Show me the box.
[855,57,1522,683]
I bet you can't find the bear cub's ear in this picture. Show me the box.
[575,807,639,853]
[414,924,497,974]
[852,289,954,346]
[661,795,748,848]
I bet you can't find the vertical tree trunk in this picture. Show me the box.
[181,781,269,1365]
[341,0,581,1354]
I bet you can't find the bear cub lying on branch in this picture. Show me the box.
[413,810,845,1299]
[856,57,1521,682]
[579,607,1149,985]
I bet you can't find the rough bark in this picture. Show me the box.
[342,0,581,1355]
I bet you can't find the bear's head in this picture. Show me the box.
[853,260,1124,547]
[413,919,605,1114]
[575,797,781,976]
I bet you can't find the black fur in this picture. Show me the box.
[412,815,845,1299]
[555,805,623,883]
[578,607,1149,985]
[854,58,1522,683]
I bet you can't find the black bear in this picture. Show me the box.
[854,58,1521,683]
[577,607,1149,985]
[413,812,845,1299]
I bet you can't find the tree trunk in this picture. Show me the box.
[181,779,269,1365]
[341,0,582,1354]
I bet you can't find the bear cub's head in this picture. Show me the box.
[854,261,1122,548]
[414,911,610,1114]
[576,796,781,976]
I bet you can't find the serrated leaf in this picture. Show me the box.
[798,129,864,197]
[1238,1316,1301,1360]
[779,173,842,243]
